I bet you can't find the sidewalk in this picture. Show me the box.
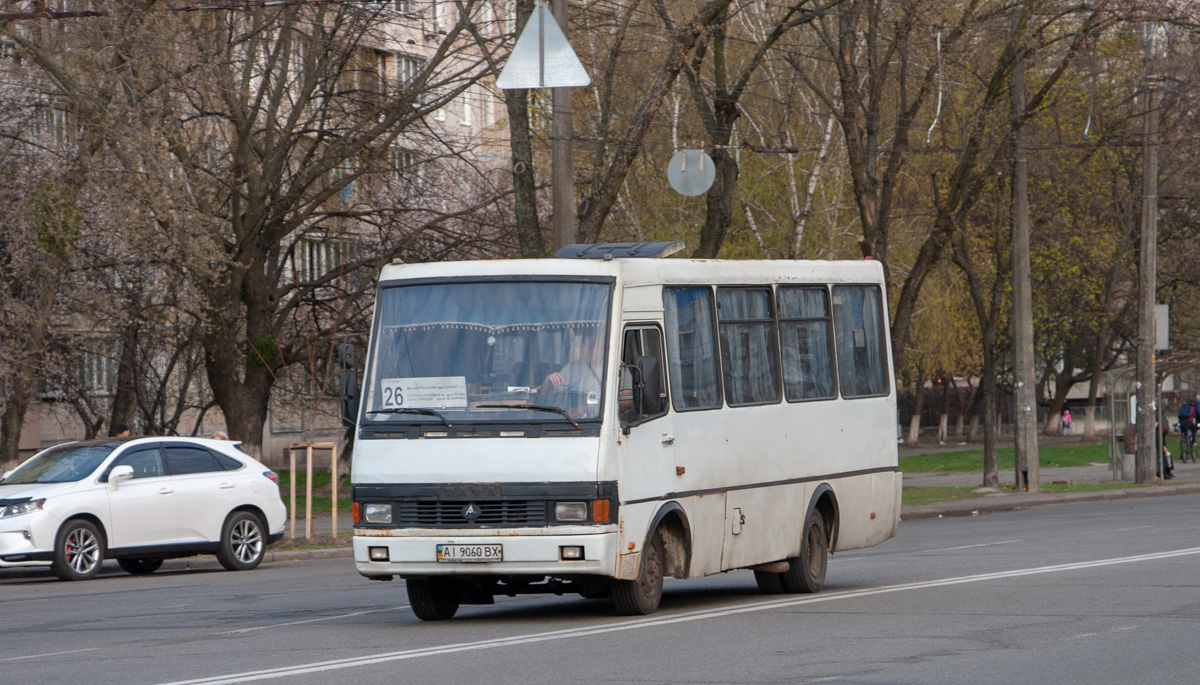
[901,435,1200,520]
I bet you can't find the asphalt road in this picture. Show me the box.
[4,494,1200,685]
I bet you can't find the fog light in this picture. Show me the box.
[369,546,390,561]
[363,503,392,524]
[555,501,587,522]
[560,545,584,560]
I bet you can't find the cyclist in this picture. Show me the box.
[1178,395,1200,458]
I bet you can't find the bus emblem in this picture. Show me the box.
[461,503,482,521]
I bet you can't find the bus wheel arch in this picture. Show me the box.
[646,501,691,579]
[763,485,837,595]
[806,484,839,553]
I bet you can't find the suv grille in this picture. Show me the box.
[395,500,548,527]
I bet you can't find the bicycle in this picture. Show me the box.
[1178,422,1197,463]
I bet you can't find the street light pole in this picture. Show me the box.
[1011,34,1039,493]
[551,0,575,250]
[1136,81,1159,484]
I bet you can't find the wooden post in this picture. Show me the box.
[305,443,314,539]
[331,442,339,539]
[286,451,294,542]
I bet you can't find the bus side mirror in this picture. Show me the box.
[635,356,663,415]
[340,359,357,429]
[337,343,355,369]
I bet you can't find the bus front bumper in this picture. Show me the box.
[353,527,619,578]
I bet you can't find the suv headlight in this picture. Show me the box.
[363,503,392,524]
[0,499,45,519]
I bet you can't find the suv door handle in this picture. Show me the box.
[661,436,675,445]
[219,482,235,490]
[157,487,173,495]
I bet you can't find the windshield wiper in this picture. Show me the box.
[475,404,580,429]
[366,407,454,429]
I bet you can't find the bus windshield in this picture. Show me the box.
[364,280,612,425]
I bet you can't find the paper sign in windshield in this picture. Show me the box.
[380,377,468,409]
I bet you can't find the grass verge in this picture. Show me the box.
[900,443,1109,473]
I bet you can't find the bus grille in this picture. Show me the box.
[395,500,548,527]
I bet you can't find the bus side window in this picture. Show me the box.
[663,287,722,411]
[620,326,668,425]
[831,285,890,397]
[779,286,837,401]
[716,288,781,406]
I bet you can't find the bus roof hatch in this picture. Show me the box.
[554,242,687,260]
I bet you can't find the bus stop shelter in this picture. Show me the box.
[1105,353,1200,479]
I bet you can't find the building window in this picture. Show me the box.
[79,339,118,396]
[295,238,351,284]
[460,88,473,126]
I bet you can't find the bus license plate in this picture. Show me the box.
[437,544,502,562]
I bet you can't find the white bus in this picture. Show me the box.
[344,243,900,620]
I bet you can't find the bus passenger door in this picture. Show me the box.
[616,324,675,517]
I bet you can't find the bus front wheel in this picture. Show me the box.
[407,578,462,620]
[781,515,827,593]
[612,532,664,615]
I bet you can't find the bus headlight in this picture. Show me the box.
[554,501,588,522]
[363,503,393,524]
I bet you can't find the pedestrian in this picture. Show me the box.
[1062,408,1072,434]
[212,430,229,440]
[1158,419,1175,480]
[113,423,131,438]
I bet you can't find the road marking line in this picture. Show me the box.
[160,546,1200,685]
[212,606,410,635]
[0,648,100,662]
[923,539,1022,552]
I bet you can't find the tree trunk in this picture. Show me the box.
[694,147,739,258]
[907,380,924,446]
[981,347,999,488]
[505,0,545,258]
[109,322,140,435]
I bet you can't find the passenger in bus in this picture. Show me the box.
[540,334,604,418]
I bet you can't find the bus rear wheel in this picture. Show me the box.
[407,578,462,621]
[612,532,663,615]
[781,515,828,593]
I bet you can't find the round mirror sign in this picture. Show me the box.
[667,149,716,197]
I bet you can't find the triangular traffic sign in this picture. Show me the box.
[496,1,590,89]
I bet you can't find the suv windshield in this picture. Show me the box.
[364,280,612,425]
[1,443,118,484]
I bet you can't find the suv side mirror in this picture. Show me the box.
[109,465,134,490]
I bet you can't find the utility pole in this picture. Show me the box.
[1011,37,1039,493]
[551,0,575,250]
[1136,80,1159,484]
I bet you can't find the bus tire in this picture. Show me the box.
[753,569,785,594]
[781,515,827,594]
[407,578,462,621]
[612,532,664,615]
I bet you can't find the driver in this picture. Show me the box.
[540,334,604,418]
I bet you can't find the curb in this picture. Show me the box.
[902,481,1200,521]
[159,545,354,571]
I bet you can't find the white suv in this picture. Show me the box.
[0,437,287,580]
